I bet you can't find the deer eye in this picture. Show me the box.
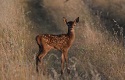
[67,23,70,26]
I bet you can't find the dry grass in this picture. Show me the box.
[0,0,125,80]
[0,0,47,80]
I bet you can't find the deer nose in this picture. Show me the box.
[70,27,74,30]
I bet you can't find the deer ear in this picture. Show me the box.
[63,17,67,24]
[74,17,79,23]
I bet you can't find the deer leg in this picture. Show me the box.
[38,50,47,61]
[61,53,65,75]
[64,52,70,74]
[36,50,48,74]
[36,46,52,74]
[36,46,43,72]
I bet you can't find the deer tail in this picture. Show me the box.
[36,35,41,46]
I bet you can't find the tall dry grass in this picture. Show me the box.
[0,0,125,80]
[0,0,48,80]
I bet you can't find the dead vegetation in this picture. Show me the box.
[0,0,125,80]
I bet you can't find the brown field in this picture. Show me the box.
[0,0,125,80]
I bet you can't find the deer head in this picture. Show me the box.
[63,17,79,31]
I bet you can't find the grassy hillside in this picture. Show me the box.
[0,0,125,80]
[0,0,47,80]
[84,0,125,38]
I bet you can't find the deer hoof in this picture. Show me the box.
[67,69,70,74]
[61,70,64,75]
[43,71,46,75]
[36,68,39,73]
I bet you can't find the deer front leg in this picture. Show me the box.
[64,51,70,74]
[61,51,70,75]
[61,53,65,75]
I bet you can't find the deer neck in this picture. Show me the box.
[67,28,75,41]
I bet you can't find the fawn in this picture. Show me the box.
[36,17,79,75]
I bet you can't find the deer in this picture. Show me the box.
[36,17,79,75]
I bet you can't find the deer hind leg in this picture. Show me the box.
[36,45,43,72]
[36,45,52,73]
